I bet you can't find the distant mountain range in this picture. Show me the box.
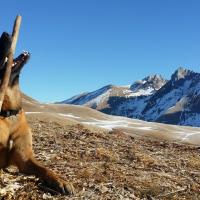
[58,67,200,127]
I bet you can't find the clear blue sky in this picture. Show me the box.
[0,0,200,102]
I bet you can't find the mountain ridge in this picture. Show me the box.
[59,67,200,127]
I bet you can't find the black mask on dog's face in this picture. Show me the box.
[0,32,30,87]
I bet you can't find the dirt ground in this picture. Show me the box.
[0,116,200,200]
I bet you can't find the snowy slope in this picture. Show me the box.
[60,85,113,109]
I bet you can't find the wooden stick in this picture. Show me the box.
[0,15,22,111]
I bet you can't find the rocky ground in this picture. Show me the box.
[0,116,200,200]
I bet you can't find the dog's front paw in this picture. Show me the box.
[47,177,75,195]
[56,179,75,195]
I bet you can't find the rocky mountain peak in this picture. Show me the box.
[130,74,167,92]
[171,67,192,81]
[144,74,167,88]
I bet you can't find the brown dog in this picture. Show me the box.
[0,32,74,195]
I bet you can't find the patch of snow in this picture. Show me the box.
[25,111,81,119]
[181,132,200,141]
[122,87,155,98]
[135,127,152,131]
[128,87,155,97]
[82,117,153,131]
[170,130,200,141]
[122,89,133,96]
[82,119,131,130]
[58,113,80,119]
[26,112,43,114]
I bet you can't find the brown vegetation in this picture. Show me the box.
[0,115,200,199]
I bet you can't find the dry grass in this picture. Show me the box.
[0,116,200,199]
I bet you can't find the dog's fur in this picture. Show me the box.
[0,32,74,195]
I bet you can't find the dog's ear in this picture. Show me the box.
[0,32,12,70]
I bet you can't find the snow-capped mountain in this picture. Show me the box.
[130,74,166,94]
[59,67,200,127]
[58,74,166,114]
[59,74,166,111]
[142,67,200,126]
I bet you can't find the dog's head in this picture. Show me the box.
[0,32,30,87]
[5,51,30,86]
[0,32,30,110]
